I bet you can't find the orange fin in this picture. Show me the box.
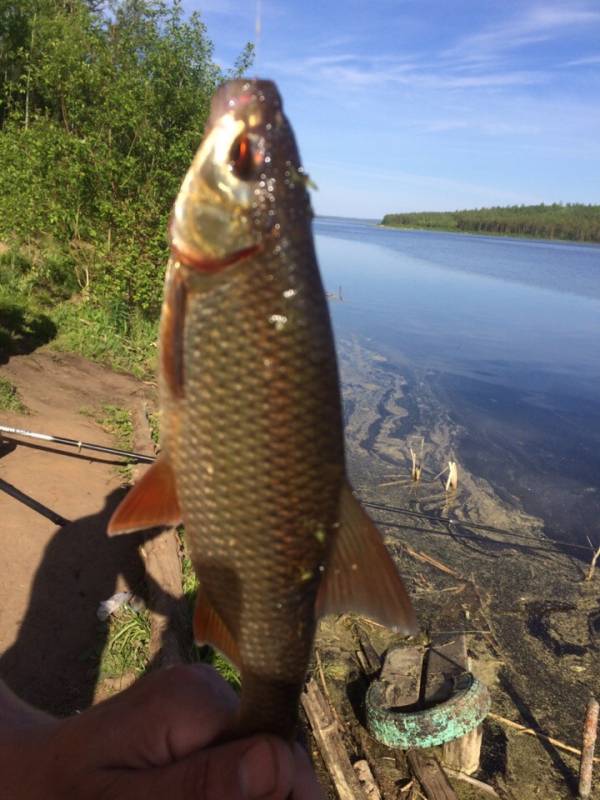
[161,264,187,399]
[316,481,418,635]
[107,456,181,534]
[194,587,241,670]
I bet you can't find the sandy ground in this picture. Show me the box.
[0,351,151,714]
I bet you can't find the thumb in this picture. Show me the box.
[116,734,296,800]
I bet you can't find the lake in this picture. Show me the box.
[314,216,600,549]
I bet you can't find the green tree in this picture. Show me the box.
[0,0,253,318]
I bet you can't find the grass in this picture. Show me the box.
[99,605,151,680]
[147,410,160,448]
[97,404,135,482]
[0,376,28,413]
[94,534,241,691]
[51,300,158,379]
[1,247,158,379]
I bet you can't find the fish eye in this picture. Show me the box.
[230,134,254,181]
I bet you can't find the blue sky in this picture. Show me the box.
[183,1,600,218]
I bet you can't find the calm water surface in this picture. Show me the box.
[314,217,600,547]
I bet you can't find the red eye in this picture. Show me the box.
[230,134,254,180]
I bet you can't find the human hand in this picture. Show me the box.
[0,664,322,799]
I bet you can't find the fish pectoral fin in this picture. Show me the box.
[194,587,242,670]
[107,456,182,534]
[315,481,419,636]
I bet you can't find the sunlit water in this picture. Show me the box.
[314,216,600,548]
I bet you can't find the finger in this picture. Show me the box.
[58,664,239,769]
[291,743,324,800]
[115,734,296,800]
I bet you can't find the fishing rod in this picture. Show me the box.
[0,424,156,463]
[1,423,592,552]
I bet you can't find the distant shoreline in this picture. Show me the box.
[379,222,600,246]
[380,204,600,245]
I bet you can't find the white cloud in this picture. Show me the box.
[563,53,600,67]
[443,3,600,64]
[269,54,547,91]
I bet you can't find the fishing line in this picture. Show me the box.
[254,0,262,72]
[362,499,594,552]
[1,424,592,552]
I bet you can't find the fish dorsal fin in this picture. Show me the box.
[194,587,242,670]
[107,456,182,534]
[316,481,418,636]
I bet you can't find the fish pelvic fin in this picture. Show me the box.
[107,456,182,534]
[316,481,419,636]
[193,587,242,670]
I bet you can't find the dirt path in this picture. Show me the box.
[0,350,153,714]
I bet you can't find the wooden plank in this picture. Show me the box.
[379,646,424,708]
[301,678,367,800]
[354,624,382,675]
[425,635,483,775]
[407,750,458,800]
[424,635,468,705]
[440,725,483,775]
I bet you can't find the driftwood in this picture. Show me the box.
[445,462,458,492]
[579,696,599,799]
[402,545,464,580]
[585,540,600,582]
[410,448,422,482]
[443,767,499,797]
[353,760,382,800]
[406,751,458,800]
[488,712,600,763]
[301,677,367,800]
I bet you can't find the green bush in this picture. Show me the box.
[0,0,253,332]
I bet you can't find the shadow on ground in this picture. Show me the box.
[0,301,57,365]
[0,489,145,715]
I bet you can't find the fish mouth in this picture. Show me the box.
[170,241,262,273]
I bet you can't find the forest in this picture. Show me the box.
[0,0,252,374]
[381,204,600,243]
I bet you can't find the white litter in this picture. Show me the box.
[97,591,134,621]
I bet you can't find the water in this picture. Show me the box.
[314,216,600,547]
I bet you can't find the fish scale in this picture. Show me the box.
[164,246,344,736]
[108,78,417,741]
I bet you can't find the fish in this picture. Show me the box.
[108,78,418,740]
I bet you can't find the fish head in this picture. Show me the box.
[170,79,312,271]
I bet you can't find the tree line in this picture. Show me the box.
[0,0,252,321]
[381,204,600,244]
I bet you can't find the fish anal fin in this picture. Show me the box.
[194,587,242,670]
[316,481,418,636]
[107,456,181,534]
